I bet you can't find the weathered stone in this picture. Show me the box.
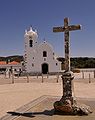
[53,18,81,72]
[53,18,92,115]
[72,103,93,115]
[54,100,92,115]
[54,100,73,114]
[61,71,74,104]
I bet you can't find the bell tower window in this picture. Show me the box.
[29,40,33,47]
[43,51,47,57]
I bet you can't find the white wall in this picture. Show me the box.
[24,27,61,73]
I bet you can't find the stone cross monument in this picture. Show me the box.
[53,18,92,115]
[53,18,81,72]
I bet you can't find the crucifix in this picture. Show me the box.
[53,18,81,114]
[53,18,81,72]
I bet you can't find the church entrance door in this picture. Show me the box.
[42,63,48,74]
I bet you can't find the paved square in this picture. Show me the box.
[1,96,95,120]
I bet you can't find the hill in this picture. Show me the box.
[0,55,23,63]
[57,57,95,68]
[0,56,95,68]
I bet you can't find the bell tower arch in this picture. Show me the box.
[24,26,38,48]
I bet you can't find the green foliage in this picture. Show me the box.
[0,55,24,63]
[57,57,95,68]
[1,56,95,68]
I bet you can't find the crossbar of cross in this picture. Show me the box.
[53,18,81,71]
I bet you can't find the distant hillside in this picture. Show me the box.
[57,57,95,68]
[0,56,95,68]
[0,55,24,63]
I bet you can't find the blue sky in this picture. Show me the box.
[0,0,95,57]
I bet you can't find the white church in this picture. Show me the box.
[24,27,61,74]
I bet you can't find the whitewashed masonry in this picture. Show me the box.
[24,27,61,74]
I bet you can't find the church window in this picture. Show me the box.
[25,44,27,48]
[33,57,34,59]
[43,51,47,57]
[29,36,32,39]
[32,63,34,67]
[53,52,55,55]
[29,40,33,47]
[44,58,46,61]
[56,63,58,66]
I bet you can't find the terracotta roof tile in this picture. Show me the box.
[8,61,20,65]
[0,61,6,65]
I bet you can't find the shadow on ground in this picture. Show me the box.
[7,109,54,118]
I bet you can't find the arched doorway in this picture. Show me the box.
[42,63,48,74]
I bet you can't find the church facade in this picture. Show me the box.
[24,27,61,74]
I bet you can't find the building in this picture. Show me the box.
[0,61,22,73]
[24,27,61,74]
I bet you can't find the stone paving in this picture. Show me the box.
[0,74,95,119]
[1,96,95,120]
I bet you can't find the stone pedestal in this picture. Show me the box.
[53,17,92,115]
[61,71,74,104]
[54,71,92,115]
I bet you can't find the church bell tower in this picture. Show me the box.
[24,26,38,48]
[24,26,38,71]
